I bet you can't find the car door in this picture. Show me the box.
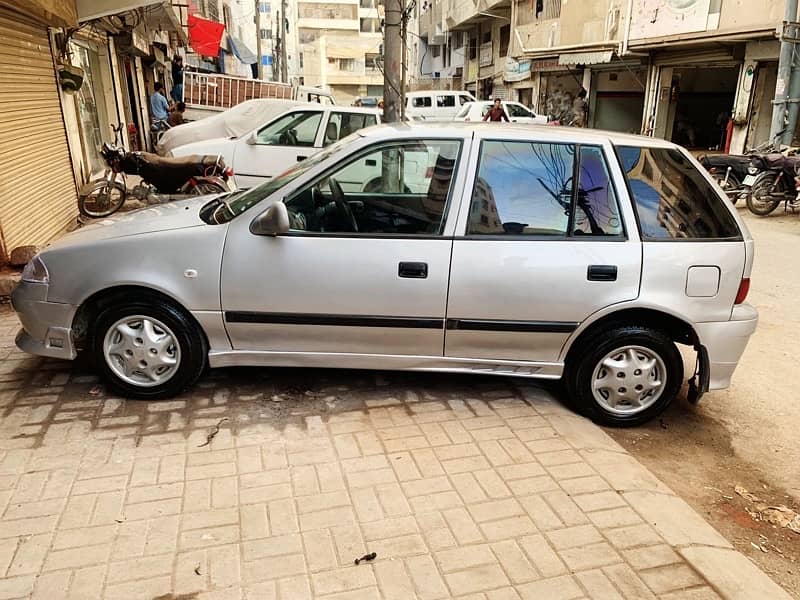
[505,102,537,123]
[233,109,325,189]
[220,136,468,358]
[445,132,642,364]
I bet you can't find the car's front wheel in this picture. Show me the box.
[91,298,207,399]
[567,325,683,426]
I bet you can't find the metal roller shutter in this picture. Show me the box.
[0,8,76,258]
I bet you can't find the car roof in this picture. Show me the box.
[406,90,470,96]
[357,122,677,148]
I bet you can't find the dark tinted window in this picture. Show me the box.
[437,95,455,107]
[617,146,741,240]
[468,141,574,235]
[573,146,623,236]
[412,96,432,108]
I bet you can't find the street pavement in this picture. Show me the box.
[0,306,791,599]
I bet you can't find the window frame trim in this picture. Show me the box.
[282,137,465,239]
[463,138,628,241]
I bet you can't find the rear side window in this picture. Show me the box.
[617,146,741,240]
[412,96,432,108]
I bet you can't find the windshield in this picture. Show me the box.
[203,137,354,224]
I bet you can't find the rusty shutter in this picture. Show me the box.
[0,8,76,259]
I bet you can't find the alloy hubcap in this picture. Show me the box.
[103,315,180,387]
[591,345,666,415]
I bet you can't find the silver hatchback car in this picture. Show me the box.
[12,124,757,426]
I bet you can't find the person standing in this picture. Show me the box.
[572,88,588,127]
[171,55,184,103]
[483,98,509,122]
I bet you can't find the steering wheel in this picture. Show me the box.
[329,177,358,232]
[278,129,298,145]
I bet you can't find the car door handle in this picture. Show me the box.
[398,262,428,279]
[587,265,618,281]
[297,155,308,162]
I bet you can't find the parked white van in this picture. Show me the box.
[405,90,476,121]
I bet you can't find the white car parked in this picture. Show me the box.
[170,105,381,189]
[455,100,548,124]
[13,123,758,426]
[405,90,476,121]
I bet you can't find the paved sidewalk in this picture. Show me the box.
[0,307,791,599]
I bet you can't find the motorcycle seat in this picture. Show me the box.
[122,152,227,194]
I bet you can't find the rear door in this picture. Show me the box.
[445,132,642,364]
[233,109,325,188]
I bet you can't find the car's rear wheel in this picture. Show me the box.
[566,325,683,427]
[91,298,207,399]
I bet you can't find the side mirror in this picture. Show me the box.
[250,201,290,236]
[245,131,258,145]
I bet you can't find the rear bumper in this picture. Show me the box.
[10,281,77,361]
[695,304,758,390]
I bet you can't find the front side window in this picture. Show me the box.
[617,146,741,239]
[256,111,323,146]
[455,104,471,119]
[437,95,455,108]
[286,139,462,235]
[323,112,378,146]
[459,94,472,105]
[468,140,623,237]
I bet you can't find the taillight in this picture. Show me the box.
[224,166,234,177]
[735,278,750,304]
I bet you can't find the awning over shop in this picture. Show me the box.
[558,50,614,66]
[228,34,257,64]
[188,13,225,58]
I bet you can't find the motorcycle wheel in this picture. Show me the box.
[190,181,228,196]
[79,180,127,218]
[711,172,741,205]
[746,173,783,216]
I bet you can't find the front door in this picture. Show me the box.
[445,136,642,364]
[221,137,465,357]
[233,109,325,189]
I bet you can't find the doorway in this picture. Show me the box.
[668,66,739,150]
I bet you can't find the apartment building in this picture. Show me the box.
[298,0,384,103]
[411,0,791,152]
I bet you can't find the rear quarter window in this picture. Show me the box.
[616,146,741,240]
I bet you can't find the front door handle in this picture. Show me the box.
[297,155,308,162]
[398,262,428,279]
[588,265,618,281]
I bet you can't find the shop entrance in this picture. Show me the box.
[668,66,739,149]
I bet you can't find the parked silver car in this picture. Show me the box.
[11,124,758,425]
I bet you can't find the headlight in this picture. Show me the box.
[21,255,49,284]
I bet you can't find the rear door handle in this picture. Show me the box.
[398,262,428,279]
[587,265,618,281]
[297,155,308,161]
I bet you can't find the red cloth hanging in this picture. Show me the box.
[188,13,225,57]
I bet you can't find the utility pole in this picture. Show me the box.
[383,0,403,122]
[255,0,264,79]
[770,0,798,146]
[280,0,289,83]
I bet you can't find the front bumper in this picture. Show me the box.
[695,304,759,390]
[10,281,78,361]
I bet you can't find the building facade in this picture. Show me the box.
[410,0,791,153]
[298,0,384,103]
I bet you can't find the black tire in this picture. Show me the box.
[79,180,127,218]
[566,325,683,427]
[711,171,741,205]
[746,172,783,216]
[90,298,207,400]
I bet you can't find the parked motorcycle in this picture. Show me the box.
[698,154,751,204]
[79,125,233,218]
[746,153,800,216]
